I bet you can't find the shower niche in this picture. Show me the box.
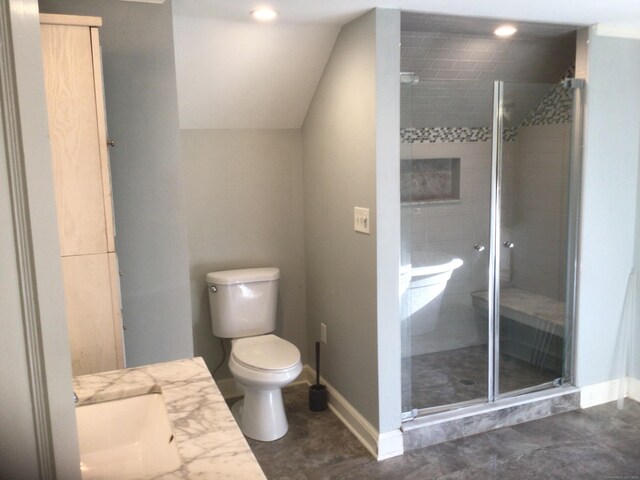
[401,157,461,203]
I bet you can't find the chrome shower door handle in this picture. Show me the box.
[474,244,485,252]
[503,241,515,249]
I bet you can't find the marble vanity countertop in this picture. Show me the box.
[73,357,266,480]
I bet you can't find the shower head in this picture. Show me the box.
[400,72,419,85]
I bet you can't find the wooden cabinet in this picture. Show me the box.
[41,14,124,375]
[61,254,121,374]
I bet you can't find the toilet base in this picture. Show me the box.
[232,387,289,442]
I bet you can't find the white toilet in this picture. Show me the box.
[206,267,302,442]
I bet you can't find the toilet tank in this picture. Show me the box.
[206,267,279,338]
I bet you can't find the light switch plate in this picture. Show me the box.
[354,207,370,234]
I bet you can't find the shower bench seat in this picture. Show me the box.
[471,287,565,337]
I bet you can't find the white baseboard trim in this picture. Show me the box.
[627,377,640,402]
[579,377,640,408]
[302,365,403,461]
[377,429,405,461]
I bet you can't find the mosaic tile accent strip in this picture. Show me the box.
[503,127,518,142]
[400,126,519,143]
[401,126,491,143]
[561,65,576,81]
[512,66,575,130]
[520,82,573,127]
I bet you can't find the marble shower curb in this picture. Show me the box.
[402,386,580,451]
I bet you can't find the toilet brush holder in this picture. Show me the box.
[309,341,327,412]
[309,384,327,412]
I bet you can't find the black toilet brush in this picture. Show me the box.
[309,341,327,411]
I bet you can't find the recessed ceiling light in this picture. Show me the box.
[494,25,517,37]
[251,8,278,22]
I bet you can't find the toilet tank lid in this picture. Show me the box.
[206,267,280,285]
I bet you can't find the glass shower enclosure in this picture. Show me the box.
[400,76,582,417]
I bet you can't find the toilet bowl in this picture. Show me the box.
[228,335,302,441]
[207,267,302,442]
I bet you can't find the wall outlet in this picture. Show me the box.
[354,207,370,234]
[320,323,327,344]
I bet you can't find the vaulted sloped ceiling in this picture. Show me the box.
[172,15,339,129]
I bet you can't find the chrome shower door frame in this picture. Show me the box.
[402,79,583,419]
[488,80,504,403]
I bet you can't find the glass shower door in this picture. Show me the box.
[401,76,581,417]
[401,77,493,414]
[495,80,578,397]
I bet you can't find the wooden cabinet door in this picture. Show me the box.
[61,254,123,376]
[108,252,125,367]
[41,23,109,256]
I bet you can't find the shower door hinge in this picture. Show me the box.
[401,409,419,422]
[562,78,585,89]
[554,377,572,387]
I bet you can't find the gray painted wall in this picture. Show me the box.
[374,9,402,434]
[181,129,307,376]
[302,9,379,429]
[576,31,640,387]
[1,1,80,476]
[0,125,41,480]
[302,9,401,432]
[39,0,194,366]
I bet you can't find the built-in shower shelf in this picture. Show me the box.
[471,288,565,333]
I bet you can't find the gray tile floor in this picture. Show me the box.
[246,385,640,479]
[407,345,558,409]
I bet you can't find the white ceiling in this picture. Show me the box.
[172,0,640,130]
[173,0,640,27]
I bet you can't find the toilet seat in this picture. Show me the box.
[232,334,300,373]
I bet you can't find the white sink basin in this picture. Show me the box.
[76,393,181,480]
